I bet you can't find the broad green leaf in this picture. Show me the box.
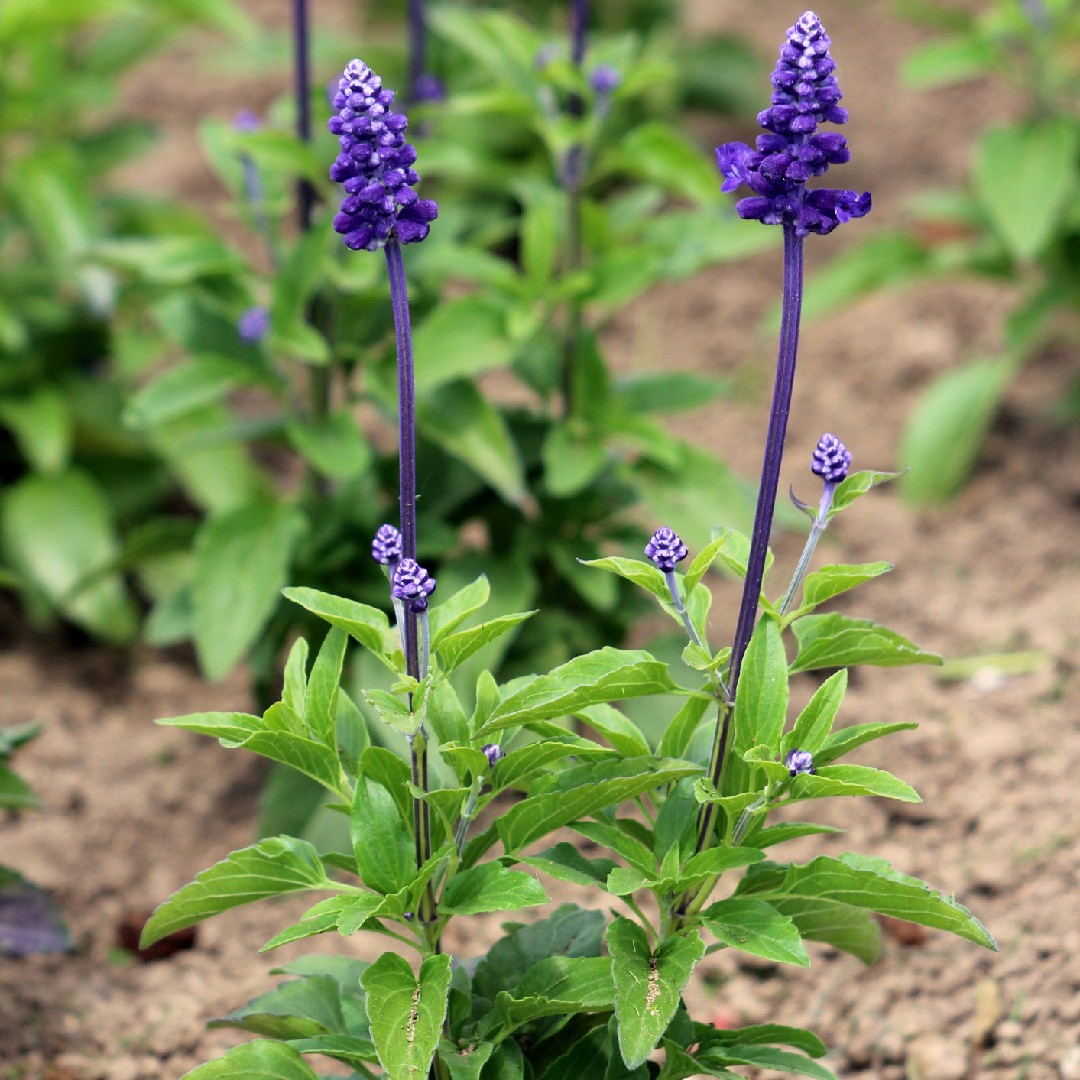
[0,389,71,473]
[439,1038,495,1080]
[695,1022,827,1058]
[496,758,701,852]
[726,619,788,796]
[570,821,657,877]
[576,703,651,758]
[781,670,847,758]
[817,720,918,765]
[788,765,921,804]
[429,576,491,643]
[899,356,1015,504]
[974,119,1080,262]
[762,896,881,963]
[657,695,712,760]
[606,845,762,897]
[361,953,451,1080]
[789,614,941,672]
[519,843,619,889]
[476,648,676,736]
[827,469,903,517]
[211,974,345,1039]
[739,854,996,949]
[92,235,244,285]
[285,411,371,481]
[441,861,547,915]
[901,36,995,89]
[492,956,615,1034]
[284,586,392,662]
[577,556,669,603]
[351,777,414,896]
[794,562,893,613]
[413,297,515,391]
[436,612,536,672]
[701,898,809,966]
[1,471,136,643]
[607,919,705,1068]
[612,123,721,206]
[140,837,333,946]
[287,1034,380,1069]
[194,503,304,679]
[416,381,526,508]
[683,531,735,595]
[616,373,731,415]
[306,627,348,749]
[260,895,359,951]
[181,1040,319,1079]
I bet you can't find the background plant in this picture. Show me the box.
[798,0,1080,503]
[140,19,995,1080]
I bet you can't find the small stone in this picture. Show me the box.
[907,1034,969,1080]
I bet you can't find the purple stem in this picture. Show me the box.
[690,224,804,861]
[568,0,587,119]
[293,0,315,232]
[384,240,419,680]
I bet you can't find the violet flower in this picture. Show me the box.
[391,559,437,614]
[811,432,852,484]
[785,748,816,777]
[328,60,438,252]
[371,523,403,566]
[482,744,504,767]
[590,65,621,96]
[644,526,688,573]
[237,307,270,344]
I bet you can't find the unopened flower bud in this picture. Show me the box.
[481,743,504,767]
[785,748,816,777]
[392,558,436,612]
[644,527,688,573]
[811,433,852,484]
[371,523,403,565]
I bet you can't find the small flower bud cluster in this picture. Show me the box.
[811,433,852,484]
[237,307,270,343]
[785,748,816,776]
[481,744,504,767]
[371,523,403,565]
[391,558,436,612]
[715,11,870,236]
[644,527,688,573]
[328,60,438,251]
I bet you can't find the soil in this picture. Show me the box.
[3,2,1079,1079]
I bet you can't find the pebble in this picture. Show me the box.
[906,1034,969,1080]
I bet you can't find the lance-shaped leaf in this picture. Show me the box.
[826,469,903,518]
[577,555,670,604]
[793,562,893,614]
[490,956,615,1035]
[475,648,676,737]
[491,737,614,792]
[181,1040,319,1079]
[787,765,921,804]
[606,846,763,897]
[441,862,547,916]
[700,898,809,967]
[436,611,537,672]
[284,586,393,662]
[141,837,335,947]
[351,777,414,896]
[287,1035,380,1070]
[520,843,620,889]
[817,720,918,765]
[211,974,346,1039]
[607,918,705,1069]
[789,614,941,672]
[738,854,996,949]
[306,626,348,748]
[496,758,701,852]
[781,670,846,758]
[361,952,452,1080]
[429,575,490,643]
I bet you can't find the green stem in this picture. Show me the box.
[778,520,825,617]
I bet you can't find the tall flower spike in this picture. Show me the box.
[644,527,688,573]
[328,60,438,251]
[716,11,870,236]
[392,558,436,613]
[811,433,852,484]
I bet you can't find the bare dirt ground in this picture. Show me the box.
[2,1,1078,1078]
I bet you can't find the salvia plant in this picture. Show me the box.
[142,14,995,1080]
[799,0,1080,503]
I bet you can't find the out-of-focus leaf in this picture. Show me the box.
[0,868,70,956]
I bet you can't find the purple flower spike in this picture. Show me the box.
[715,11,870,237]
[645,527,689,573]
[481,743,504,767]
[811,433,852,483]
[237,306,270,343]
[785,748,816,777]
[392,558,436,612]
[371,523,403,565]
[328,60,438,251]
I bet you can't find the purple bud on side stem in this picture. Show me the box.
[392,559,436,613]
[644,527,689,573]
[811,433,852,483]
[481,744,504,767]
[371,523,403,566]
[785,748,816,777]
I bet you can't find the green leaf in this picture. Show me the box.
[781,670,847,758]
[285,411,371,481]
[287,1034,380,1069]
[496,758,701,852]
[657,695,711,760]
[416,380,526,507]
[701,898,809,966]
[181,1040,319,1079]
[615,373,731,415]
[492,956,615,1035]
[742,854,996,950]
[412,298,515,391]
[577,556,669,604]
[429,575,490,644]
[683,531,735,595]
[352,778,414,895]
[794,562,893,613]
[974,119,1080,262]
[606,846,762,897]
[361,952,452,1080]
[194,503,304,679]
[1,470,136,643]
[607,919,705,1069]
[260,895,359,951]
[817,721,918,765]
[705,1044,836,1079]
[613,123,722,206]
[306,627,348,749]
[726,619,788,796]
[92,235,244,285]
[901,36,995,89]
[748,896,880,964]
[789,765,921,804]
[476,648,676,737]
[284,586,393,662]
[441,861,547,915]
[140,837,333,946]
[576,703,652,758]
[789,614,941,672]
[899,356,1015,504]
[436,612,536,672]
[570,820,657,877]
[754,823,842,849]
[519,843,620,889]
[0,762,38,810]
[211,973,346,1039]
[0,389,72,473]
[439,1039,495,1080]
[827,469,903,518]
[542,421,608,497]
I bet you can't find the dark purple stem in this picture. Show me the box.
[689,223,804,862]
[408,0,426,104]
[568,0,587,118]
[384,239,419,680]
[293,0,315,232]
